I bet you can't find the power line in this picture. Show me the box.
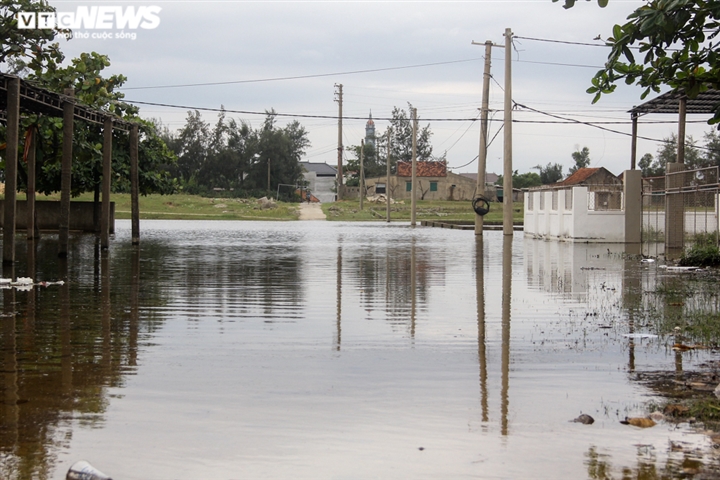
[514,102,714,151]
[514,35,610,48]
[126,100,480,121]
[121,57,484,91]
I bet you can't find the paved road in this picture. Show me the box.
[298,203,327,220]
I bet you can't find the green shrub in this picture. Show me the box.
[679,243,720,267]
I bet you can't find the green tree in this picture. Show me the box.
[496,170,543,189]
[703,130,720,167]
[242,112,309,194]
[0,0,66,74]
[174,110,210,183]
[0,3,177,198]
[196,111,254,191]
[638,153,660,177]
[570,146,591,174]
[534,162,564,184]
[575,0,720,123]
[655,133,703,170]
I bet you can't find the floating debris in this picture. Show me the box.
[664,404,690,417]
[622,333,658,339]
[66,460,112,480]
[571,413,595,425]
[659,265,704,272]
[620,417,656,428]
[641,258,656,263]
[672,343,707,351]
[649,411,665,422]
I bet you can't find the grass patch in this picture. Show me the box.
[322,199,523,223]
[16,193,301,221]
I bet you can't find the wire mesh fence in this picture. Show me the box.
[641,167,720,246]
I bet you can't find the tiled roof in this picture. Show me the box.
[301,162,337,176]
[397,161,447,177]
[561,167,601,185]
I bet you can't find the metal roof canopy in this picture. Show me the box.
[629,89,720,115]
[0,73,133,131]
[626,89,720,170]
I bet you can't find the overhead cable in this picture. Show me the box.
[121,57,484,90]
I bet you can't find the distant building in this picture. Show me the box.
[300,162,337,203]
[362,160,479,201]
[365,112,376,148]
[458,172,499,185]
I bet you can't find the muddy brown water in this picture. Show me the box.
[1,220,718,479]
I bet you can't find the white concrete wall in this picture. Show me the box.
[303,172,336,203]
[524,187,626,242]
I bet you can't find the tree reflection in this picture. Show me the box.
[0,236,173,479]
[585,445,716,479]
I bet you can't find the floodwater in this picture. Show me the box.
[1,221,718,479]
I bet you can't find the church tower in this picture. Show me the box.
[365,111,376,148]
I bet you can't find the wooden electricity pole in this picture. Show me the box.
[472,39,494,235]
[386,128,392,222]
[411,107,418,226]
[335,84,344,200]
[503,27,514,236]
[359,139,365,210]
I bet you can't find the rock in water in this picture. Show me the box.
[571,414,595,425]
[620,417,656,428]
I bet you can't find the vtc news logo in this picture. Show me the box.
[16,6,161,30]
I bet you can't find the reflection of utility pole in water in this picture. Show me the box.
[410,237,417,340]
[475,237,489,424]
[1,265,19,449]
[102,253,112,373]
[60,259,72,397]
[25,241,37,350]
[129,248,140,367]
[335,237,343,351]
[501,236,512,436]
[623,244,642,372]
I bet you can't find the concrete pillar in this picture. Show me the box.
[130,124,140,245]
[665,162,685,251]
[623,170,642,243]
[101,117,112,249]
[59,89,75,258]
[2,77,20,265]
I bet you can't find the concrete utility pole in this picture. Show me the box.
[359,139,365,210]
[472,40,494,235]
[335,84,344,200]
[503,27,514,236]
[411,107,418,226]
[386,128,392,222]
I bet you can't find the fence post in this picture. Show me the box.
[665,163,685,253]
[624,170,642,243]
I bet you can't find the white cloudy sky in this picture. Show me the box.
[50,0,712,176]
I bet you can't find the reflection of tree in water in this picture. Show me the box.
[585,445,715,479]
[160,242,303,323]
[346,242,443,329]
[0,237,172,480]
